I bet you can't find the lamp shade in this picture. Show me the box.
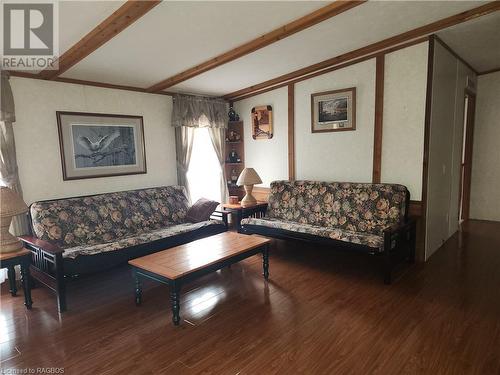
[236,168,262,186]
[0,186,28,217]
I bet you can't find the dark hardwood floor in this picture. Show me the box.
[1,220,499,374]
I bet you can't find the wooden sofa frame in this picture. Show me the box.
[20,210,228,313]
[240,192,417,284]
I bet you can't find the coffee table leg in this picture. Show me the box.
[170,281,181,326]
[262,244,270,280]
[134,270,142,306]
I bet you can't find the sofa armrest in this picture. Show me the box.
[382,218,417,250]
[18,236,64,255]
[210,210,229,228]
[383,218,415,235]
[240,203,268,219]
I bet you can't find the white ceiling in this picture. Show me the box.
[58,1,125,54]
[48,1,498,96]
[170,1,483,96]
[59,1,325,87]
[437,11,500,73]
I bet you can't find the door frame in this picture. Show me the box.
[458,88,476,222]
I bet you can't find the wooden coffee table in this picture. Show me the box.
[128,232,271,326]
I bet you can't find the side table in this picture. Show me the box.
[0,248,33,309]
[221,201,268,232]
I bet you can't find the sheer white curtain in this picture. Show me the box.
[174,126,195,199]
[186,128,223,203]
[208,126,229,204]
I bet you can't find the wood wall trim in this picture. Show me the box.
[433,35,478,74]
[224,2,500,101]
[288,84,296,180]
[232,37,428,103]
[409,200,423,217]
[146,1,366,93]
[38,1,161,80]
[478,66,500,76]
[372,55,384,183]
[420,35,436,262]
[9,71,174,97]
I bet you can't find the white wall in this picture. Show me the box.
[425,41,476,259]
[382,42,428,200]
[232,42,429,197]
[233,87,288,187]
[11,77,177,205]
[295,59,376,182]
[470,71,500,221]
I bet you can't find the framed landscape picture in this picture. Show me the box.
[251,105,273,139]
[56,111,147,180]
[311,87,356,133]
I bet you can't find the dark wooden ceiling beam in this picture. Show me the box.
[146,1,366,93]
[38,0,161,80]
[224,1,500,100]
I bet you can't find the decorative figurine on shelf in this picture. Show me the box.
[228,149,239,163]
[230,169,239,184]
[228,106,240,122]
[227,129,241,142]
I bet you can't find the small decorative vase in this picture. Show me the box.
[229,149,239,163]
[230,169,239,183]
[228,106,238,122]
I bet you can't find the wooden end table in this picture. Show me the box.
[221,201,268,232]
[129,232,271,326]
[0,248,33,309]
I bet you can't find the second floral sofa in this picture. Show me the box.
[240,180,416,284]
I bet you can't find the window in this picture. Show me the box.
[186,128,222,203]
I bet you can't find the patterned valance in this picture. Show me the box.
[171,94,228,128]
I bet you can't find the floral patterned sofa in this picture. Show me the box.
[240,180,416,284]
[20,186,228,312]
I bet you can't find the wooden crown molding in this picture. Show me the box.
[38,0,161,80]
[224,2,500,100]
[9,71,174,97]
[146,1,366,93]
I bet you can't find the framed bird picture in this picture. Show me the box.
[56,111,147,180]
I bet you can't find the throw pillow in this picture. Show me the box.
[186,198,220,223]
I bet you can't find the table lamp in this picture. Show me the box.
[236,168,262,207]
[0,186,28,253]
